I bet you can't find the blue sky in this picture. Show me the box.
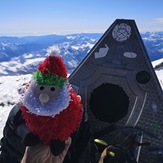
[0,0,163,36]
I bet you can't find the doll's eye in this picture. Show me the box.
[40,86,44,90]
[51,87,55,91]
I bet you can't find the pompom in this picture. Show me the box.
[46,45,60,57]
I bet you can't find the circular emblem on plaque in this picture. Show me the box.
[112,23,131,42]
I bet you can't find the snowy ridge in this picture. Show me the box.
[0,34,100,76]
[152,58,163,88]
[0,32,163,76]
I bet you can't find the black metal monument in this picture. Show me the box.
[69,19,163,162]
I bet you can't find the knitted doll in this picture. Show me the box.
[21,46,83,155]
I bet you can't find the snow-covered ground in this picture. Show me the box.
[0,59,162,139]
[152,58,163,88]
[0,74,32,138]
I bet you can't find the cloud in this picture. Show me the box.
[154,18,163,23]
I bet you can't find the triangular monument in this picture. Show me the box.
[69,19,163,162]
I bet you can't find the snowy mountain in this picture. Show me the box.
[0,32,163,76]
[141,32,163,61]
[0,33,101,75]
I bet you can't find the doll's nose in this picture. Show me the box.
[39,93,50,103]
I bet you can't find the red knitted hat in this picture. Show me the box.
[33,46,68,86]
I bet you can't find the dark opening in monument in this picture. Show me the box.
[89,83,129,123]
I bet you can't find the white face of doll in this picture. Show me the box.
[22,80,70,117]
[35,85,62,103]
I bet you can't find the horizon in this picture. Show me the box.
[0,0,163,37]
[0,30,163,38]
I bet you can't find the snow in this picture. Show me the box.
[156,69,163,88]
[152,58,163,88]
[66,36,77,40]
[67,60,78,68]
[23,53,34,59]
[23,58,45,66]
[71,42,94,50]
[152,58,163,66]
[0,74,32,138]
[0,57,45,75]
[0,59,162,140]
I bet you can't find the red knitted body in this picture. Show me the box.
[21,88,83,145]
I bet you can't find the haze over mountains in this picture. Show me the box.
[0,32,163,76]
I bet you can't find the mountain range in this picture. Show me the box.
[0,32,163,76]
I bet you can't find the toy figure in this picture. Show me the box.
[21,46,83,155]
